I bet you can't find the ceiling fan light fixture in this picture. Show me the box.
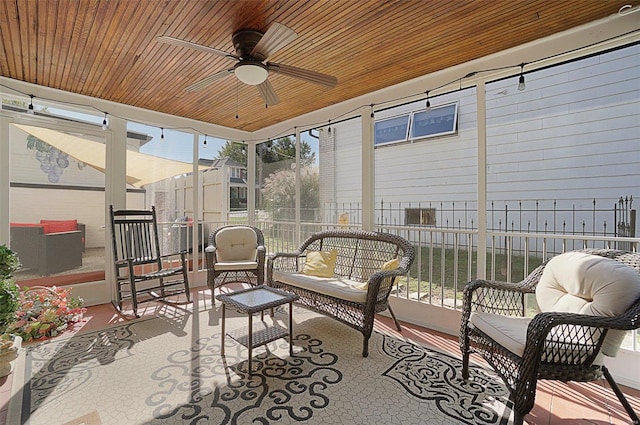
[234,62,268,85]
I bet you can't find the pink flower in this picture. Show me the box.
[11,287,85,342]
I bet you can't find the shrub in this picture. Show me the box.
[0,244,20,279]
[0,245,21,333]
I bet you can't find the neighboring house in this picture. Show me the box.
[319,43,639,242]
[199,157,248,211]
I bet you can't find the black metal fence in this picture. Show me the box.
[315,196,637,252]
[318,196,634,233]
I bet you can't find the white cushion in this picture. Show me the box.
[214,227,258,262]
[470,311,605,365]
[214,260,258,271]
[536,251,640,356]
[470,312,532,357]
[272,270,367,303]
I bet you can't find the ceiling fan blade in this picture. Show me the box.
[256,80,280,106]
[156,35,239,60]
[250,22,298,60]
[267,63,337,88]
[185,69,234,92]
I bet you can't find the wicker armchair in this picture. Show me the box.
[205,225,266,302]
[460,248,640,425]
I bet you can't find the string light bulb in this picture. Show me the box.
[160,127,164,140]
[7,58,559,142]
[203,135,207,148]
[518,64,526,91]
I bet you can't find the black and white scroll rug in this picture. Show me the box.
[8,305,513,424]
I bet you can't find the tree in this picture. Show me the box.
[261,166,319,221]
[217,136,315,165]
[260,136,315,166]
[217,141,247,164]
[218,136,318,212]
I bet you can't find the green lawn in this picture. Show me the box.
[398,247,544,305]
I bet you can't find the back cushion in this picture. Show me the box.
[536,251,640,356]
[302,249,338,278]
[11,222,50,233]
[40,219,78,233]
[215,227,258,262]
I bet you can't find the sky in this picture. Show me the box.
[127,122,227,163]
[130,122,319,164]
[45,106,319,164]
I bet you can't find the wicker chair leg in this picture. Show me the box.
[461,352,470,380]
[362,335,369,358]
[387,305,402,332]
[513,410,524,425]
[460,332,470,380]
[603,366,640,424]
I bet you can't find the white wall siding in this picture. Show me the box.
[333,118,362,206]
[330,44,638,233]
[486,44,640,211]
[374,88,479,205]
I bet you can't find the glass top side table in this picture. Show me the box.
[216,285,299,375]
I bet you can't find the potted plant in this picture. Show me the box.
[0,244,86,350]
[0,244,22,376]
[9,285,86,342]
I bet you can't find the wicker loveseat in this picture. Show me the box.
[267,229,415,357]
[460,248,640,425]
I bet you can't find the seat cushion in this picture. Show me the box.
[215,227,258,262]
[214,260,259,272]
[470,312,605,365]
[273,270,367,303]
[536,251,640,356]
[470,312,532,358]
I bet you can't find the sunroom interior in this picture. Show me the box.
[1,1,640,422]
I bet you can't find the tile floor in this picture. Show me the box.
[1,287,639,425]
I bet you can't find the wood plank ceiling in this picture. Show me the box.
[0,0,624,132]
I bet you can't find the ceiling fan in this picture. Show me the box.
[156,22,338,106]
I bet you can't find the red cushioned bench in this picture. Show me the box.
[10,219,85,276]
